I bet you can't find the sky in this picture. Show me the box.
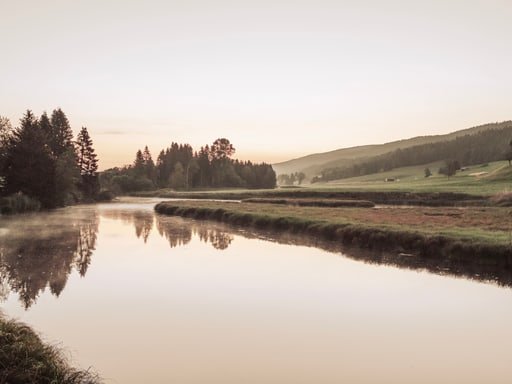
[1,0,511,170]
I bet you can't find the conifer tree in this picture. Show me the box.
[39,112,52,140]
[50,108,74,156]
[133,149,145,176]
[0,116,13,180]
[4,110,56,207]
[76,127,99,197]
[142,145,155,181]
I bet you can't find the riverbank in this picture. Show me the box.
[0,314,100,383]
[155,201,512,263]
[138,189,493,206]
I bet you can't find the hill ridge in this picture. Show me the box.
[272,121,512,177]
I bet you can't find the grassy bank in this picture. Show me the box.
[155,201,512,263]
[0,314,100,384]
[137,189,490,206]
[242,197,375,208]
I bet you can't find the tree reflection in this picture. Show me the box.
[100,209,154,243]
[0,208,99,309]
[156,216,192,248]
[196,227,233,250]
[101,208,234,251]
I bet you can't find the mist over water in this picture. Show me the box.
[1,198,511,383]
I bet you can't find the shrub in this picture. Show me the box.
[96,189,115,201]
[0,192,41,214]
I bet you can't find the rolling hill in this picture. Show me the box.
[273,121,512,177]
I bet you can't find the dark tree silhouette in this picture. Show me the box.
[76,127,99,197]
[49,108,74,156]
[210,138,235,160]
[4,110,56,208]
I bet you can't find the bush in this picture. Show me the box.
[96,189,115,201]
[0,192,41,214]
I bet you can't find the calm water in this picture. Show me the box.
[1,198,511,383]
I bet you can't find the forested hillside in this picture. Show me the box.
[314,124,512,183]
[273,121,512,177]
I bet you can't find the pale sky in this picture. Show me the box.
[1,0,511,169]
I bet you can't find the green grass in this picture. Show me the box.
[314,160,512,195]
[0,314,101,383]
[242,197,375,208]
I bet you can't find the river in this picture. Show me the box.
[0,198,511,383]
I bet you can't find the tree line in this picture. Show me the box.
[277,172,306,186]
[313,125,512,182]
[100,138,276,192]
[0,109,99,209]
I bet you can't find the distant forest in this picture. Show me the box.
[313,125,512,182]
[0,110,99,210]
[101,138,276,193]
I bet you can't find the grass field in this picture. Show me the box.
[317,160,512,195]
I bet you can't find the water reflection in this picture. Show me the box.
[100,206,234,250]
[156,215,234,250]
[233,227,512,290]
[1,202,511,310]
[101,209,154,243]
[0,208,99,309]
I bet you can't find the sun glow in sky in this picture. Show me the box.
[1,0,511,169]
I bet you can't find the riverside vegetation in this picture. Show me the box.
[155,200,512,265]
[0,110,101,213]
[0,314,100,384]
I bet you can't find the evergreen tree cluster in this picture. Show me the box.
[313,126,512,182]
[277,172,306,186]
[0,109,99,208]
[102,138,276,192]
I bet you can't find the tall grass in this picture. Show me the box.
[0,314,101,383]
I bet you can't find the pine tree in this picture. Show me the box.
[142,145,155,181]
[133,149,145,176]
[76,127,99,197]
[4,110,56,207]
[0,116,13,181]
[39,112,52,141]
[50,108,74,156]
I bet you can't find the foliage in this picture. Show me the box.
[104,139,276,192]
[438,160,460,177]
[76,127,99,198]
[277,172,306,185]
[0,109,101,208]
[3,111,57,207]
[0,192,41,214]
